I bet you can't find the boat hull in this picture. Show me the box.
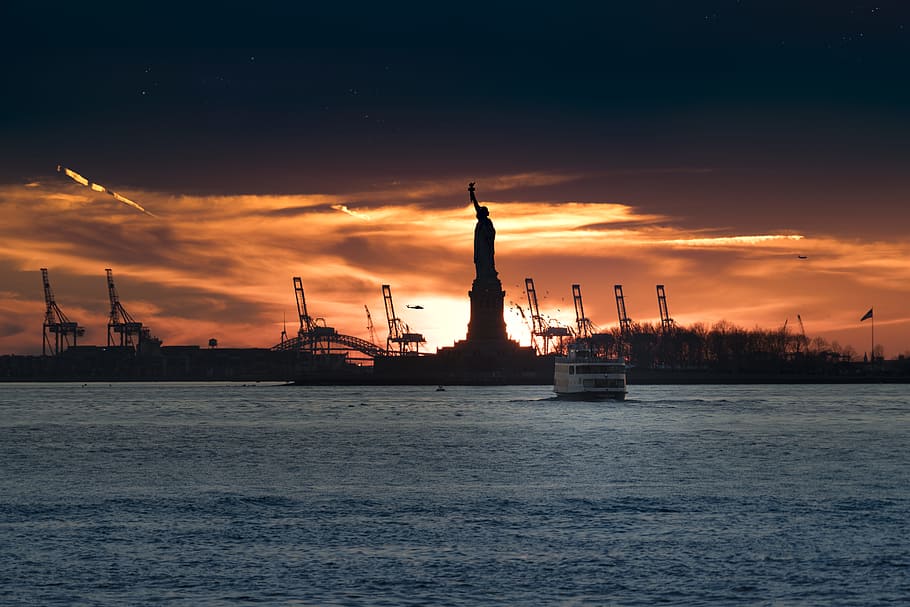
[554,389,626,401]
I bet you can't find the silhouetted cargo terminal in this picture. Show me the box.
[5,281,910,383]
[1,346,295,382]
[6,183,910,384]
[4,339,910,383]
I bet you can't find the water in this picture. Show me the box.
[1,383,909,605]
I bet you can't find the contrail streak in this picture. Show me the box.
[659,234,804,246]
[57,165,156,217]
[331,204,370,220]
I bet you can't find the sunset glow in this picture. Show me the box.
[4,16,910,607]
[2,171,909,358]
[3,40,909,361]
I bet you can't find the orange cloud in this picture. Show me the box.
[1,177,909,358]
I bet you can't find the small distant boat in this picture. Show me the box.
[554,343,627,400]
[436,385,446,391]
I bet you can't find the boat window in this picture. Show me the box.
[576,365,622,374]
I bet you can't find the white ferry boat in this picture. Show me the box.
[554,344,627,400]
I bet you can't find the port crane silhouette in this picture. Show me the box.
[382,284,425,355]
[657,284,674,333]
[41,268,85,355]
[106,268,157,351]
[524,277,570,354]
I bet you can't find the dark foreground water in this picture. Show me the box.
[1,383,909,605]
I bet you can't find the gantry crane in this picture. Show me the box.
[796,313,808,354]
[41,268,85,355]
[106,268,146,349]
[365,304,378,345]
[525,277,544,352]
[572,283,596,339]
[279,312,289,346]
[272,278,382,363]
[614,284,632,336]
[292,276,338,353]
[293,276,316,334]
[656,284,674,333]
[524,277,570,354]
[382,284,425,354]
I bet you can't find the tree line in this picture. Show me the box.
[578,320,874,372]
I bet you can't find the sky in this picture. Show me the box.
[2,3,909,357]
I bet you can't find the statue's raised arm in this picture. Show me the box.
[469,182,481,214]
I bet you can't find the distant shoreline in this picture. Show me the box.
[3,349,909,385]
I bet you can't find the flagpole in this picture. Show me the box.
[860,307,875,360]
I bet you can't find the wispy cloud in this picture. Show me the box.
[349,171,583,204]
[1,176,909,355]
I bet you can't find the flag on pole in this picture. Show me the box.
[860,308,873,322]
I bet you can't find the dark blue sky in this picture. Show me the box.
[4,3,909,232]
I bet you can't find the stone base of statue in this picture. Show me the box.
[373,337,551,384]
[466,277,507,342]
[429,275,547,381]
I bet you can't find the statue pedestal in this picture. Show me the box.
[467,278,507,342]
[434,278,544,381]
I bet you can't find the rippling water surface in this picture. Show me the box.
[2,382,909,605]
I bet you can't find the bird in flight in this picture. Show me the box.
[406,305,424,309]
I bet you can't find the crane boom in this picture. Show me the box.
[796,313,807,354]
[524,277,571,354]
[293,276,314,333]
[572,283,595,338]
[106,268,144,349]
[614,284,631,336]
[382,284,400,343]
[525,278,543,335]
[365,304,377,345]
[524,277,543,353]
[41,268,84,355]
[41,268,56,327]
[656,284,673,333]
[382,284,425,354]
